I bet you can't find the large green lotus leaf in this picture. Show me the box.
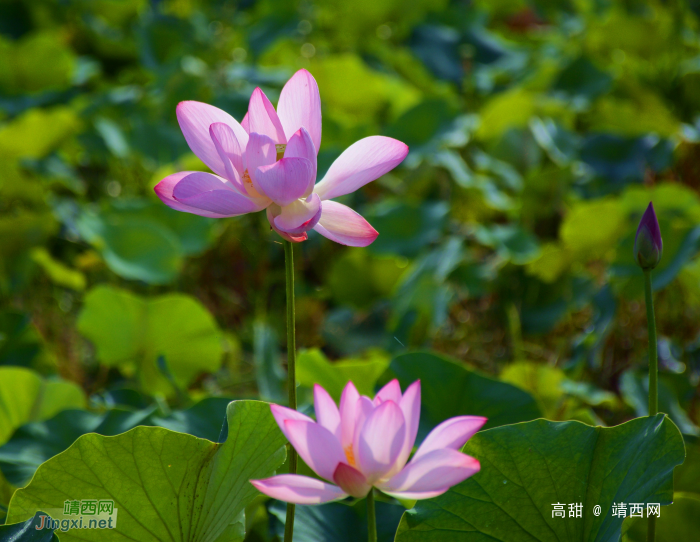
[0,398,232,488]
[268,498,405,542]
[7,401,286,542]
[0,367,85,446]
[622,492,700,542]
[0,510,59,541]
[152,397,232,442]
[77,285,224,394]
[395,414,685,542]
[297,348,390,402]
[0,408,154,488]
[76,210,182,285]
[389,352,542,439]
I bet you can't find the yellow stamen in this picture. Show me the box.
[344,445,357,467]
[242,169,263,198]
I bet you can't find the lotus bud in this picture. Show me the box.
[634,202,662,270]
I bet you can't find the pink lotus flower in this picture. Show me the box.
[154,69,409,245]
[250,380,486,504]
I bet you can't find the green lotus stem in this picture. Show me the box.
[367,489,377,542]
[643,268,658,542]
[644,269,658,416]
[283,240,297,542]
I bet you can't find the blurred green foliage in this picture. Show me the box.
[1,0,700,537]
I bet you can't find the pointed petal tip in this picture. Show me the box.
[313,201,379,247]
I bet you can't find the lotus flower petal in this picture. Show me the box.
[277,69,322,153]
[247,87,286,144]
[313,136,408,200]
[273,194,322,235]
[284,127,317,196]
[314,384,341,439]
[313,201,379,247]
[167,172,261,216]
[284,420,346,481]
[379,448,480,495]
[412,416,487,462]
[250,475,347,505]
[333,463,371,498]
[374,379,402,406]
[256,157,314,207]
[270,404,315,442]
[356,400,405,484]
[176,101,248,178]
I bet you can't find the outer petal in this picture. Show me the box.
[176,101,248,178]
[314,384,341,440]
[339,381,361,450]
[284,420,346,481]
[284,127,317,196]
[374,379,402,406]
[274,194,322,235]
[155,171,232,218]
[356,400,406,484]
[210,122,245,181]
[270,404,314,442]
[313,136,408,200]
[277,69,322,153]
[241,112,249,133]
[170,172,260,216]
[379,488,450,501]
[412,416,487,462]
[250,475,347,505]
[378,448,480,494]
[266,205,308,243]
[313,201,379,247]
[256,157,313,207]
[333,463,371,498]
[247,87,286,143]
[394,380,421,471]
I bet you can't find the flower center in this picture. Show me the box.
[344,444,357,467]
[242,169,263,198]
[276,143,286,161]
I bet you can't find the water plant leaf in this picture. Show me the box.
[389,352,542,439]
[6,400,286,542]
[0,367,85,447]
[77,285,224,394]
[395,414,684,542]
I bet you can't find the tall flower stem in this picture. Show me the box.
[644,269,658,416]
[367,489,377,542]
[283,240,297,542]
[643,268,658,542]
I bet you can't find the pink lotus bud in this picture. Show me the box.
[634,202,663,270]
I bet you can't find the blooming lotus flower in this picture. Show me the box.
[634,201,663,270]
[250,380,486,504]
[154,69,409,245]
